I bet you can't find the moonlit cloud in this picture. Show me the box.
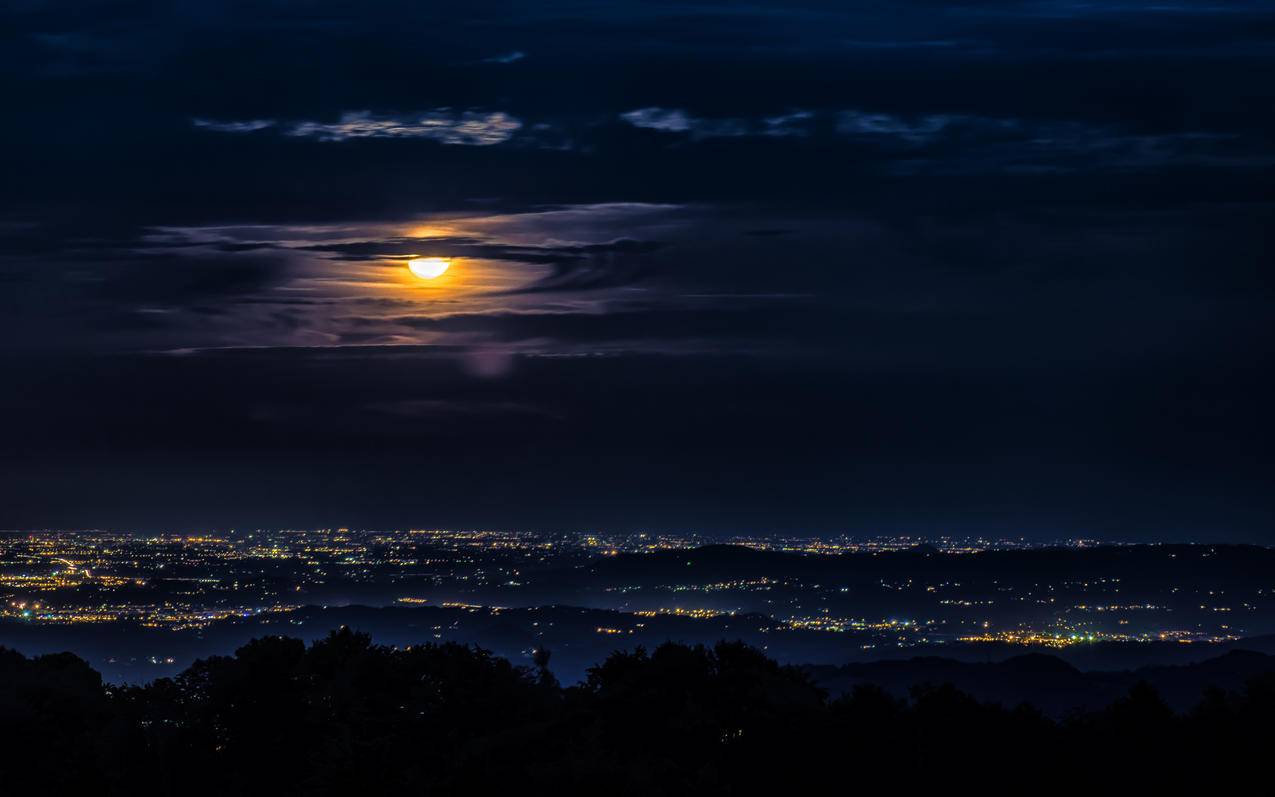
[108,203,698,355]
[194,110,523,145]
[287,110,522,144]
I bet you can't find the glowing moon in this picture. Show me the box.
[407,257,451,279]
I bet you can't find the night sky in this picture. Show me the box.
[2,1,1273,539]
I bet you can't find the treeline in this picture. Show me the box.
[2,630,1271,794]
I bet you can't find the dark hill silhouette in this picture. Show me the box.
[806,648,1275,715]
[1,632,1273,793]
[998,652,1081,674]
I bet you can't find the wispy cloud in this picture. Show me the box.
[620,107,757,139]
[287,110,522,145]
[835,111,958,142]
[621,107,695,133]
[763,110,816,137]
[194,110,523,145]
[620,106,1007,145]
[192,118,276,133]
[481,50,526,64]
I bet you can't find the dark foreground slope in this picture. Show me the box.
[3,631,1273,795]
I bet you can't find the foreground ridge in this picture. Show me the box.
[2,628,1272,794]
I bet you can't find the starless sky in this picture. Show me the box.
[2,1,1273,539]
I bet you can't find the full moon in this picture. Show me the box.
[407,257,451,279]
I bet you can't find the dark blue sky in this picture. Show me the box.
[2,1,1273,539]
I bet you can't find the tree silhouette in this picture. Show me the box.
[0,637,1271,794]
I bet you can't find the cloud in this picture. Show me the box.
[763,111,815,138]
[481,51,526,64]
[611,107,1010,148]
[619,107,754,139]
[621,108,694,133]
[835,111,957,142]
[192,118,276,133]
[618,107,974,143]
[286,110,521,144]
[299,233,664,291]
[195,110,523,145]
[603,106,1267,175]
